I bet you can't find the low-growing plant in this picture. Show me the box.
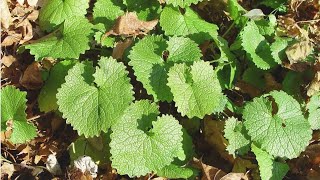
[2,0,319,179]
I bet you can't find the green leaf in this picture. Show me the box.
[39,0,89,32]
[93,0,124,28]
[224,117,250,157]
[160,6,218,43]
[227,0,248,27]
[165,0,203,8]
[270,37,292,64]
[156,164,196,179]
[240,20,276,70]
[214,36,238,89]
[128,35,202,102]
[167,61,225,118]
[38,60,76,112]
[252,144,289,180]
[260,0,287,12]
[1,86,36,144]
[254,15,277,37]
[306,93,320,130]
[110,100,183,177]
[242,67,266,89]
[24,18,93,60]
[56,57,134,137]
[10,121,37,144]
[156,128,197,179]
[243,91,312,159]
[124,0,161,21]
[69,134,110,165]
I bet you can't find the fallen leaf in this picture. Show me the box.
[1,55,17,67]
[264,73,282,92]
[1,31,22,46]
[286,40,313,63]
[0,162,15,179]
[220,173,249,180]
[27,0,39,6]
[235,80,261,98]
[307,71,320,96]
[18,19,34,44]
[192,158,227,180]
[20,62,43,89]
[17,0,25,6]
[112,38,133,59]
[105,12,158,37]
[203,116,234,163]
[0,0,12,29]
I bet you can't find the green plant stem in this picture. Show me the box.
[222,21,235,38]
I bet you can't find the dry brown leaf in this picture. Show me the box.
[1,55,17,67]
[1,31,22,46]
[105,12,158,37]
[307,71,320,96]
[203,116,234,163]
[235,80,261,98]
[286,40,313,63]
[20,62,43,89]
[112,38,133,59]
[192,158,227,180]
[220,173,249,180]
[18,19,34,44]
[232,158,257,173]
[264,73,282,92]
[1,162,15,179]
[0,0,12,29]
[27,9,39,21]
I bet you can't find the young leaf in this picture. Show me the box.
[124,0,161,20]
[110,100,183,177]
[224,117,250,157]
[165,0,203,8]
[128,35,202,102]
[252,144,289,180]
[156,164,196,179]
[93,0,124,27]
[270,37,292,64]
[38,60,76,112]
[306,93,320,130]
[24,18,93,60]
[56,57,134,137]
[240,20,276,69]
[167,61,226,118]
[39,0,89,32]
[214,36,238,89]
[243,91,312,159]
[227,0,248,27]
[160,6,218,42]
[1,86,36,144]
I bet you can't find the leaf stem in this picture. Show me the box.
[222,21,235,38]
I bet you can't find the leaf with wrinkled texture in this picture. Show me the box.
[160,6,218,43]
[56,57,134,137]
[252,144,289,180]
[24,18,93,60]
[306,93,320,130]
[1,86,37,144]
[167,61,226,118]
[38,60,76,112]
[129,35,202,102]
[39,0,89,32]
[110,100,183,177]
[243,91,312,158]
[224,117,250,157]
